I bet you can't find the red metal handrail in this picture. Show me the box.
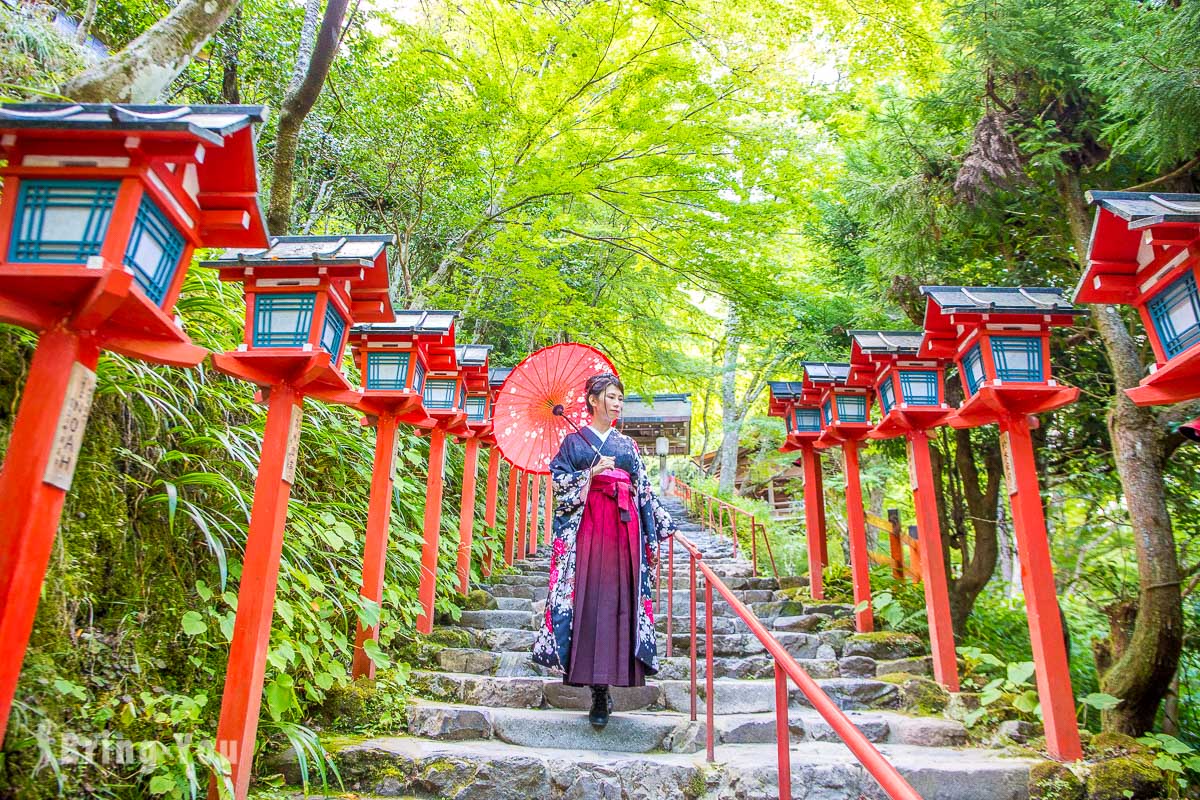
[667,483,922,800]
[674,479,778,580]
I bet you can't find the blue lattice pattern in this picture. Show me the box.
[822,399,833,426]
[412,361,426,393]
[123,194,186,305]
[466,395,488,421]
[793,408,821,432]
[836,394,868,423]
[10,179,119,263]
[899,370,939,405]
[1147,271,1200,359]
[991,336,1043,383]
[424,378,458,409]
[878,376,896,414]
[962,343,986,395]
[253,293,315,347]
[366,351,410,390]
[320,304,346,357]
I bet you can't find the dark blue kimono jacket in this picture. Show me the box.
[532,427,676,674]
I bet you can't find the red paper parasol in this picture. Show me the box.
[493,343,618,474]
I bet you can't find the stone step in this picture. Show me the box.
[456,609,536,631]
[495,596,533,611]
[485,583,548,601]
[656,630,836,659]
[411,671,910,714]
[403,701,967,754]
[280,735,1034,799]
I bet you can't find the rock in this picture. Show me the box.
[804,603,853,619]
[478,628,538,651]
[463,589,499,610]
[777,632,823,660]
[1089,731,1145,756]
[748,600,806,618]
[842,631,926,660]
[778,575,809,590]
[458,610,535,630]
[879,674,950,714]
[890,716,968,747]
[801,711,889,743]
[489,708,677,753]
[817,629,852,656]
[437,648,500,675]
[875,656,932,677]
[459,676,545,708]
[1086,755,1167,800]
[997,719,1042,745]
[837,656,877,678]
[815,644,838,661]
[794,678,901,710]
[772,614,824,632]
[1029,761,1084,800]
[495,596,533,611]
[408,704,493,740]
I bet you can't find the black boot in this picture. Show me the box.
[588,685,612,728]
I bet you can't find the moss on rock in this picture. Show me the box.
[1085,755,1167,800]
[877,674,950,715]
[1088,732,1145,757]
[1029,761,1084,800]
[462,589,498,611]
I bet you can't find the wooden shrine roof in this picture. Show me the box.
[0,102,267,144]
[1087,191,1200,229]
[847,330,923,354]
[920,286,1081,315]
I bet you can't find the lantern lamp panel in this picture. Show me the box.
[962,343,986,396]
[10,179,119,263]
[878,376,896,414]
[836,394,868,423]
[991,336,1043,383]
[1147,271,1200,359]
[123,194,186,305]
[366,351,410,390]
[253,293,315,347]
[319,303,346,357]
[795,408,821,432]
[899,370,939,406]
[424,378,457,409]
[412,360,426,393]
[822,398,834,426]
[466,395,488,421]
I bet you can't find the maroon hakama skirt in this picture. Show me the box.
[565,471,646,688]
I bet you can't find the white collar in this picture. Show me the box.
[588,425,614,443]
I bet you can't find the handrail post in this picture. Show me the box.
[656,541,663,614]
[775,661,792,800]
[689,551,698,722]
[667,535,675,659]
[705,578,715,763]
[748,513,757,577]
[888,508,904,582]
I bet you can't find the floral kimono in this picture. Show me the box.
[532,427,676,676]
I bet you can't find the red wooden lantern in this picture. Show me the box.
[919,285,1085,762]
[0,102,268,748]
[849,330,958,692]
[454,343,493,596]
[345,309,457,678]
[1075,191,1200,405]
[201,235,392,799]
[805,362,875,632]
[768,381,828,598]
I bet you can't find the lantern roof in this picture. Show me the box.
[456,344,493,367]
[801,362,854,388]
[489,367,512,388]
[1086,191,1200,228]
[920,285,1079,317]
[1075,191,1200,306]
[0,103,269,247]
[768,380,807,399]
[353,310,458,336]
[847,330,923,355]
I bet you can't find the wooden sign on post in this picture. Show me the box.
[43,363,98,491]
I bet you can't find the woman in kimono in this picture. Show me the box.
[532,373,676,727]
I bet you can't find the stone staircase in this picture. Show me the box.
[282,496,1035,799]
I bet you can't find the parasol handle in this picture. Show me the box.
[552,404,604,460]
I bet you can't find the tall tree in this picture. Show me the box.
[61,0,242,102]
[266,0,351,234]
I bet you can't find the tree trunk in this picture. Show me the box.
[266,0,351,235]
[1056,169,1183,735]
[716,306,741,495]
[220,7,242,104]
[947,429,1001,636]
[62,0,243,102]
[76,0,99,45]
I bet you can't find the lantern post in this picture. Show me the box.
[347,309,459,676]
[0,103,269,747]
[517,470,530,560]
[850,330,959,691]
[920,285,1086,760]
[528,473,541,556]
[202,235,391,799]
[1075,191,1200,407]
[504,463,519,565]
[454,344,494,595]
[414,330,469,634]
[805,362,876,632]
[768,381,827,598]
